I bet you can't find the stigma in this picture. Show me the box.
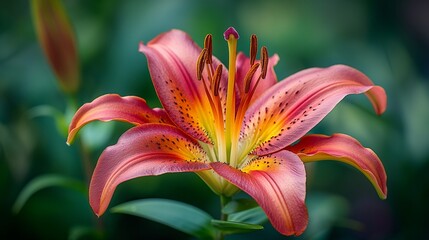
[196,27,269,99]
[224,27,240,40]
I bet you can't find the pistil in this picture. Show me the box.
[196,37,226,163]
[224,27,239,164]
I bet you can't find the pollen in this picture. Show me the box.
[212,64,223,96]
[204,34,213,64]
[260,46,268,79]
[244,63,260,93]
[250,34,258,65]
[196,48,207,80]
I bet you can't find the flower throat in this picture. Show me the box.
[195,27,269,167]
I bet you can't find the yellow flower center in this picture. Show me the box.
[195,27,270,195]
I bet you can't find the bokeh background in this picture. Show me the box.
[1,0,429,239]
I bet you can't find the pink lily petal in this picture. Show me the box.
[90,123,210,216]
[211,151,308,236]
[241,65,387,155]
[235,52,280,105]
[139,29,228,144]
[67,94,172,144]
[286,133,387,199]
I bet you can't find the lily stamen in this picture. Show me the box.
[250,34,258,66]
[260,46,268,79]
[196,48,207,81]
[244,63,260,93]
[204,34,213,64]
[212,64,223,96]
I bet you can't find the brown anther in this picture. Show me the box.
[204,34,213,64]
[260,46,269,79]
[196,48,207,80]
[244,63,260,93]
[212,64,223,96]
[250,34,258,65]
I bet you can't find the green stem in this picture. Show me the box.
[220,195,230,221]
[216,195,231,240]
[67,95,92,184]
[77,137,92,184]
[67,94,102,231]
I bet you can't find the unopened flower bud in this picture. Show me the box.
[32,0,80,94]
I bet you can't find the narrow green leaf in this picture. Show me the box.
[13,174,86,213]
[111,199,216,239]
[228,206,267,225]
[222,198,259,215]
[211,219,263,235]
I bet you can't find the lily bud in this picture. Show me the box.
[31,0,80,94]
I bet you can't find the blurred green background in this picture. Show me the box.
[1,0,429,239]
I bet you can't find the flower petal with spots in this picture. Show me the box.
[139,30,228,145]
[286,133,387,199]
[235,52,280,106]
[211,151,308,236]
[89,123,210,216]
[67,94,172,144]
[240,65,387,155]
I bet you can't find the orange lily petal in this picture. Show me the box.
[67,94,172,144]
[90,123,210,216]
[241,65,387,155]
[211,151,308,236]
[286,133,387,199]
[139,30,228,144]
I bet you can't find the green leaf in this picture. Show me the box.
[222,198,259,215]
[228,206,267,225]
[111,199,216,239]
[301,193,353,239]
[13,174,86,213]
[211,219,263,235]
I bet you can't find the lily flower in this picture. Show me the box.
[67,27,387,236]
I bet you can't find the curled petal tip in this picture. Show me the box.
[287,133,387,200]
[370,85,387,115]
[89,124,210,217]
[138,41,145,53]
